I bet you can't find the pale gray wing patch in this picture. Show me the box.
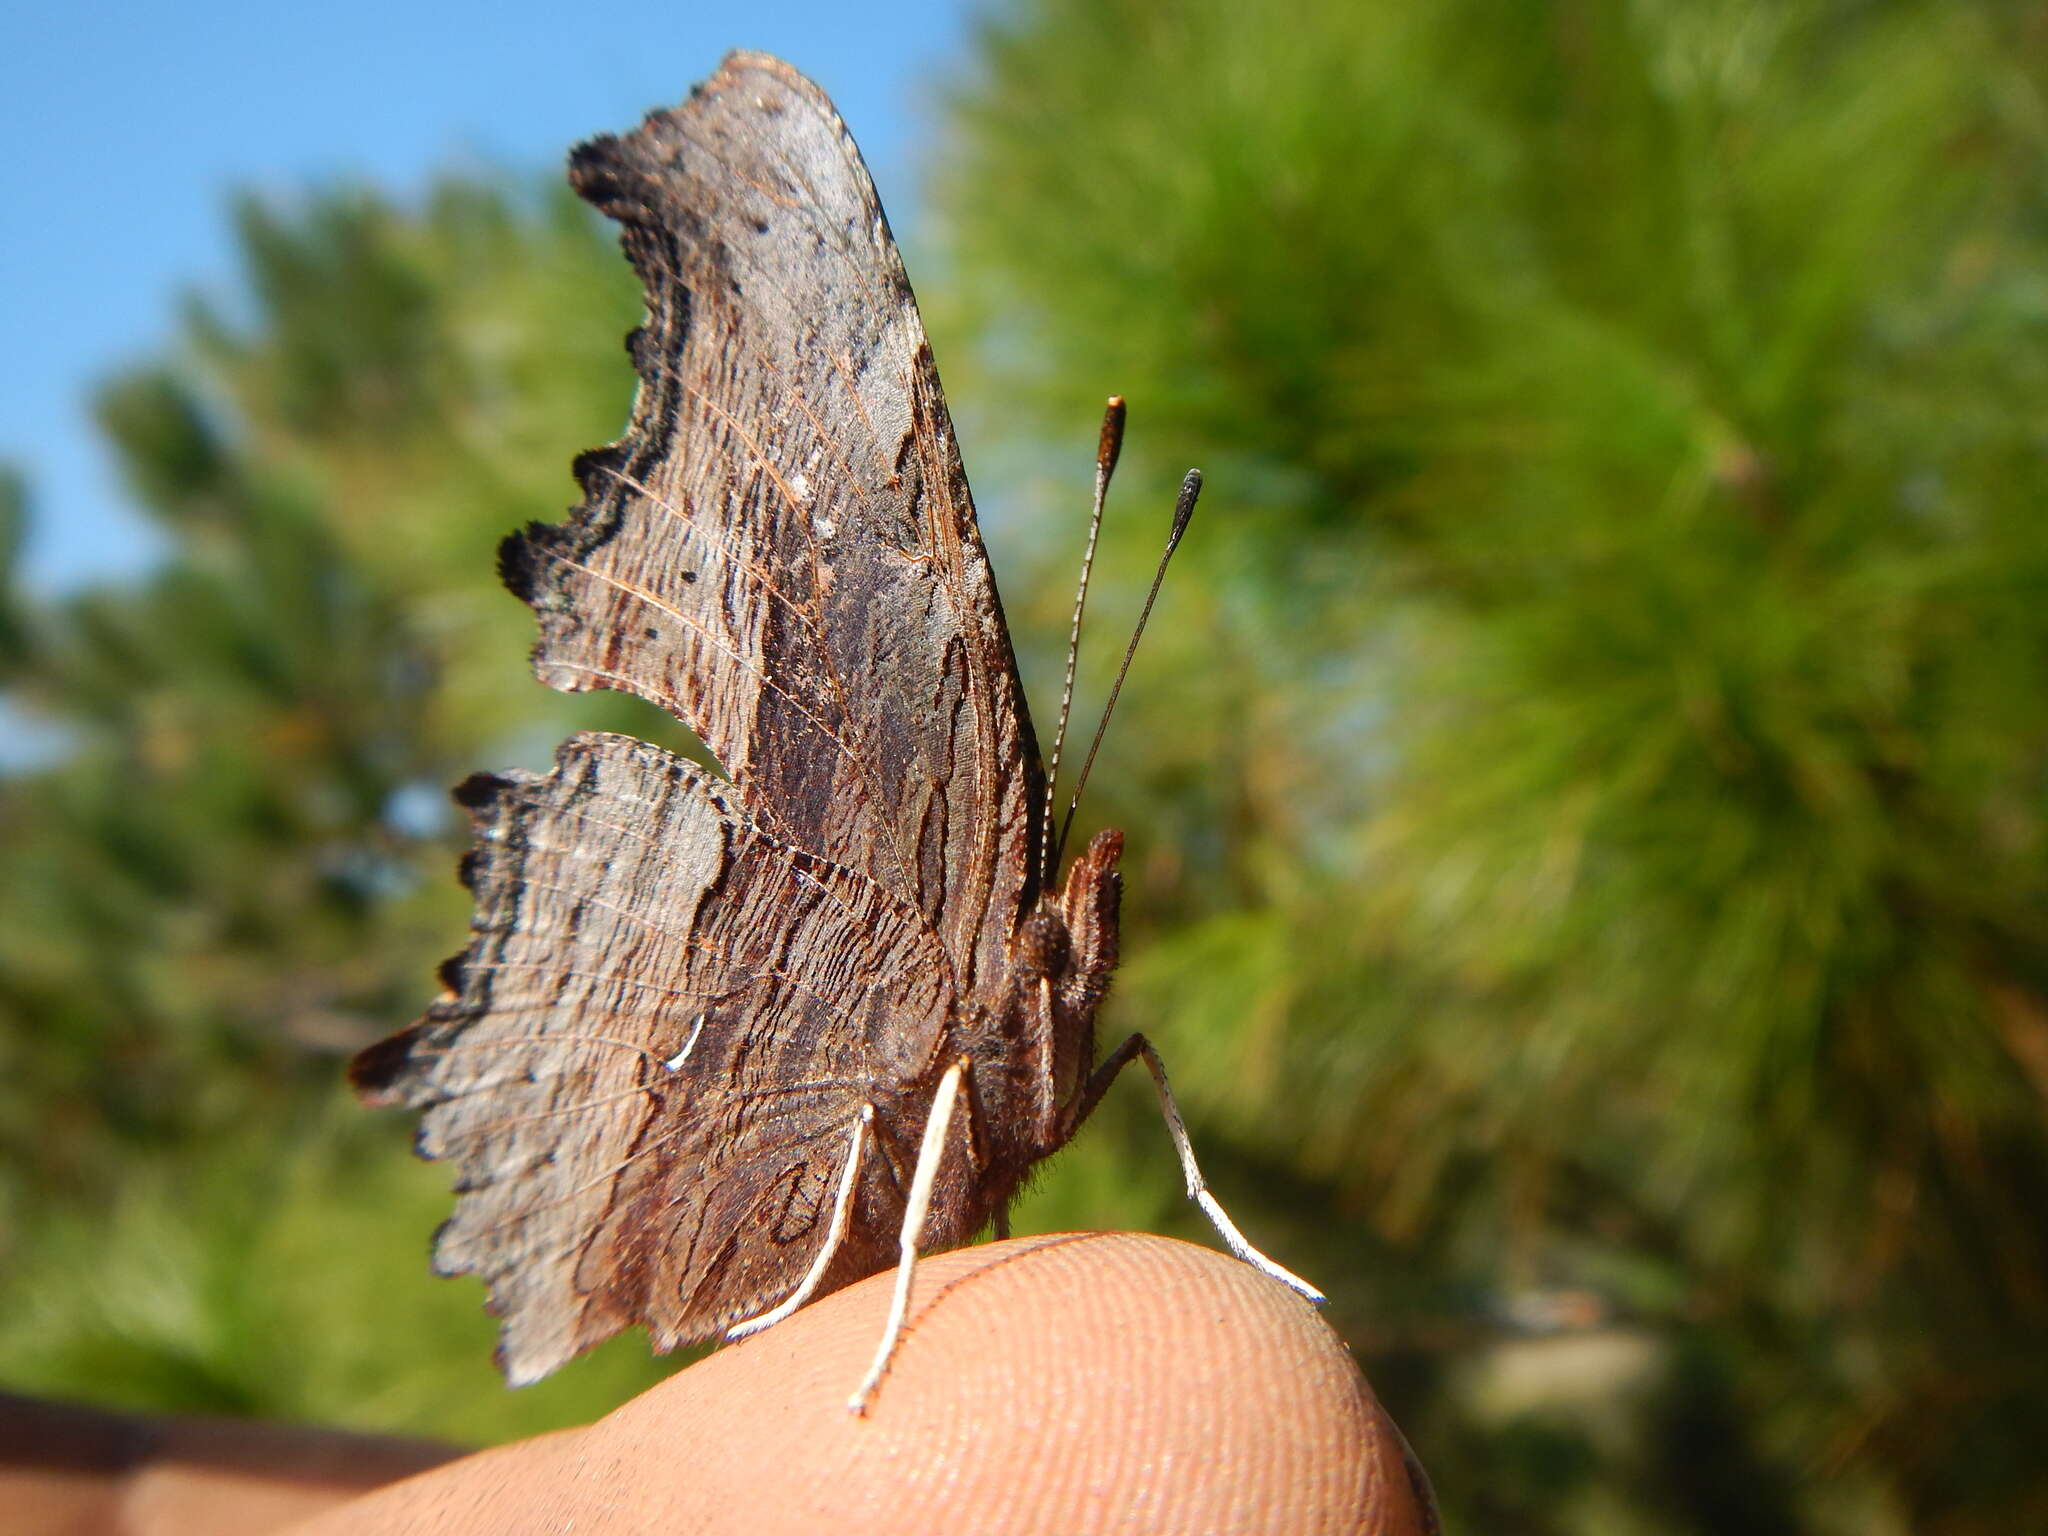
[351,730,957,1384]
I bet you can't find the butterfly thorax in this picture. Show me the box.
[999,826,1125,1158]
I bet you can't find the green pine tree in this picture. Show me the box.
[935,1,2048,1530]
[0,181,690,1441]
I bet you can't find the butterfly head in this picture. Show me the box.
[1053,827,1123,1007]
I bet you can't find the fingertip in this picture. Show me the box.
[636,1232,1432,1534]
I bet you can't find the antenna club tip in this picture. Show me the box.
[1096,398,1129,477]
[1169,470,1202,540]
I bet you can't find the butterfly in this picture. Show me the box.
[350,50,1317,1410]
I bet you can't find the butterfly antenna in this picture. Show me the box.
[1042,397,1126,890]
[1052,467,1202,873]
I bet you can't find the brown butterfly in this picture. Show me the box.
[350,50,1318,1409]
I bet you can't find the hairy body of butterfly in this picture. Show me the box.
[351,52,1313,1396]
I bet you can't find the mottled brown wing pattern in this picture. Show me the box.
[350,52,1084,1385]
[351,732,961,1384]
[501,52,1044,990]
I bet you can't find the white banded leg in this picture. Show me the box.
[727,1104,874,1341]
[1081,1033,1325,1304]
[848,1056,969,1415]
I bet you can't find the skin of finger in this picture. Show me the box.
[287,1232,1436,1536]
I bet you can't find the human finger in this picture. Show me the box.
[292,1230,1436,1535]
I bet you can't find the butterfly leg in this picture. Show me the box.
[1078,1033,1326,1304]
[1030,975,1063,1143]
[726,1104,875,1341]
[849,1055,969,1415]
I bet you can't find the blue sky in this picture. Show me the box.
[1,0,972,591]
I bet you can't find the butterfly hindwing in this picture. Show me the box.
[351,731,962,1382]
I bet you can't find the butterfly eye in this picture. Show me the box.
[1014,911,1071,980]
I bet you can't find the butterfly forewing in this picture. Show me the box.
[503,52,1044,982]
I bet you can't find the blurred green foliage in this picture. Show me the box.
[0,182,691,1440]
[3,1,2045,1529]
[938,2,2048,1530]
